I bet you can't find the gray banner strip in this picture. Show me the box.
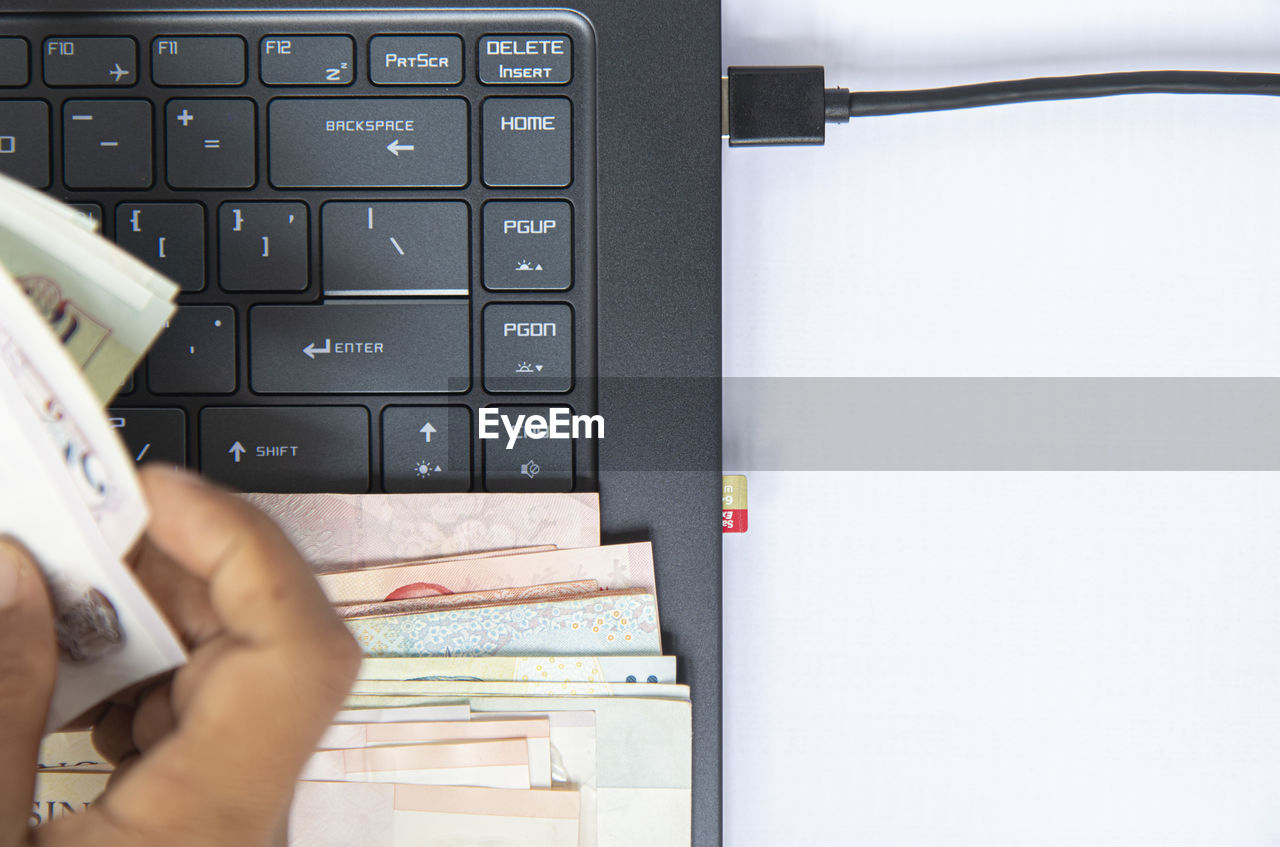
[722,378,1280,470]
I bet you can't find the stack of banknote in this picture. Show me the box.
[39,494,692,846]
[0,174,185,733]
[1,172,691,845]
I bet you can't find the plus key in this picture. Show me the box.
[166,99,256,189]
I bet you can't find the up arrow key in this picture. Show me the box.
[228,441,246,463]
[420,422,437,443]
[386,139,415,157]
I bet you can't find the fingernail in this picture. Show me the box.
[0,544,23,610]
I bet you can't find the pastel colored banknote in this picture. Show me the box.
[242,492,600,571]
[356,655,678,684]
[289,783,580,847]
[350,680,691,701]
[347,591,662,658]
[37,732,108,771]
[336,707,600,847]
[340,696,689,847]
[0,172,177,401]
[0,285,185,730]
[337,580,600,620]
[320,542,656,605]
[300,739,533,789]
[32,770,110,827]
[318,718,554,788]
[332,703,469,724]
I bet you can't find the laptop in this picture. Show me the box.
[0,2,723,844]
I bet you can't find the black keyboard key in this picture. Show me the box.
[0,101,49,188]
[260,36,354,85]
[482,405,573,492]
[321,201,468,296]
[107,408,187,466]
[249,302,470,394]
[483,201,572,290]
[482,98,571,188]
[369,36,462,85]
[152,36,247,86]
[67,202,102,229]
[166,99,256,189]
[478,35,572,85]
[200,406,369,493]
[0,38,29,87]
[43,37,136,87]
[483,303,573,392]
[63,100,152,189]
[148,305,237,394]
[381,406,471,493]
[219,202,309,292]
[115,203,206,292]
[268,98,468,188]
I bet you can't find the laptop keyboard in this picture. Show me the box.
[0,10,597,494]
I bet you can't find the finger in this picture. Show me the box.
[138,466,338,646]
[130,537,219,648]
[98,467,360,841]
[90,704,137,767]
[131,681,175,753]
[0,538,57,845]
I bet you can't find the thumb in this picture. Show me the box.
[0,539,56,846]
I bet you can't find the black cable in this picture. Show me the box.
[836,71,1280,119]
[725,66,1280,146]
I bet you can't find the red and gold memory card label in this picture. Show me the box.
[722,474,747,533]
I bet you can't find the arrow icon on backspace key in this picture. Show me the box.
[386,139,415,157]
[228,441,246,463]
[303,339,332,359]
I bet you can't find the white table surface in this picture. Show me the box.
[721,2,1280,844]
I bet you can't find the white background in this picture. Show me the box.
[721,1,1280,844]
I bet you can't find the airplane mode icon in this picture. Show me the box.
[108,63,130,82]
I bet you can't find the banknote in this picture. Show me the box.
[242,492,601,570]
[333,704,599,847]
[348,591,662,658]
[0,271,148,555]
[333,704,470,724]
[289,783,580,847]
[0,173,176,401]
[37,732,108,771]
[340,696,687,847]
[319,718,554,788]
[32,770,110,827]
[320,542,656,605]
[357,655,678,684]
[301,739,533,789]
[350,680,691,701]
[336,580,599,620]
[0,328,184,730]
[471,697,688,847]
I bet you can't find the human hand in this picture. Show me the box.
[0,465,361,847]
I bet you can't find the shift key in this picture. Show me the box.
[250,302,470,394]
[200,406,369,492]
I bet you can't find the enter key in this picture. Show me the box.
[249,301,470,394]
